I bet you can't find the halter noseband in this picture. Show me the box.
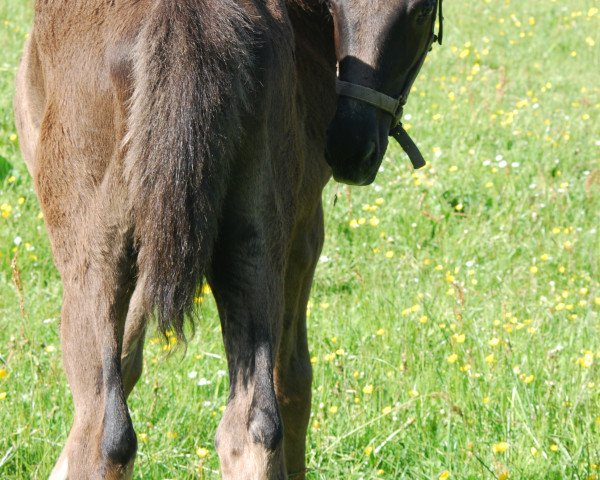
[335,0,444,170]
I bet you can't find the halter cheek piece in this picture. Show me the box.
[335,0,443,170]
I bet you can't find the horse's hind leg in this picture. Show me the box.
[209,218,286,480]
[49,228,137,479]
[275,208,324,478]
[39,175,137,478]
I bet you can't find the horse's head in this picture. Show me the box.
[325,0,443,185]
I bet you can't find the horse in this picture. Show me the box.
[13,0,442,478]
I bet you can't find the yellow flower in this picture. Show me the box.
[550,444,559,452]
[439,471,451,480]
[530,447,538,457]
[485,353,495,365]
[488,338,500,347]
[540,253,549,262]
[45,345,56,353]
[364,446,373,456]
[375,197,385,205]
[323,353,335,362]
[382,406,392,415]
[362,384,374,395]
[167,431,178,439]
[577,351,594,368]
[0,392,7,401]
[1,203,12,219]
[369,217,380,227]
[523,374,535,384]
[498,471,509,480]
[197,447,210,458]
[482,396,491,405]
[492,442,509,454]
[529,266,538,274]
[138,432,149,443]
[0,369,7,380]
[376,328,385,336]
[447,353,458,364]
[312,420,320,430]
[408,388,420,398]
[419,315,429,324]
[329,405,338,414]
[453,333,466,344]
[385,251,395,258]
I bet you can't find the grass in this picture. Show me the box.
[1,0,599,478]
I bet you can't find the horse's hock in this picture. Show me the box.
[14,0,442,478]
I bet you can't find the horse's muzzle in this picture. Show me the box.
[325,99,390,186]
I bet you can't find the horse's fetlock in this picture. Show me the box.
[102,420,137,466]
[101,383,137,466]
[249,405,283,451]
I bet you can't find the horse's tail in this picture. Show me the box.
[124,0,252,339]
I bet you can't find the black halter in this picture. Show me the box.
[335,0,444,170]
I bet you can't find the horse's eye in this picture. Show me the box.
[416,3,435,23]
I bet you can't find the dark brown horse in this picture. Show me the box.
[14,0,441,478]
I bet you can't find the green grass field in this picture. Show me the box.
[1,1,599,478]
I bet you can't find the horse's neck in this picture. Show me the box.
[287,0,336,109]
[286,0,335,69]
[285,0,336,186]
